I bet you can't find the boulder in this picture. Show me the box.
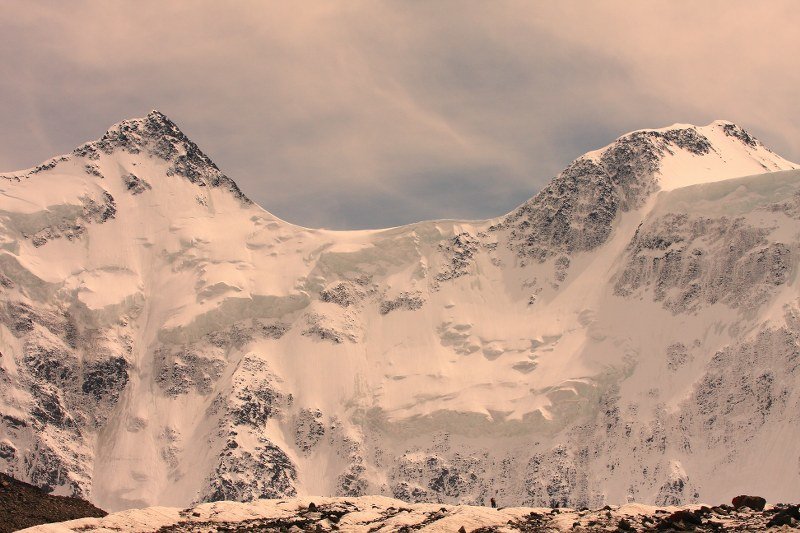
[732,495,766,511]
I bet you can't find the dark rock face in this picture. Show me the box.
[0,291,139,499]
[85,192,117,223]
[379,291,424,315]
[200,356,298,503]
[436,233,481,283]
[0,472,106,533]
[495,158,619,263]
[29,157,70,175]
[204,320,289,349]
[602,129,711,206]
[156,320,286,401]
[122,173,151,194]
[656,476,692,506]
[393,481,431,502]
[73,110,250,204]
[722,123,759,147]
[203,436,297,503]
[337,463,368,497]
[493,127,716,263]
[1,301,41,335]
[0,156,70,182]
[23,192,116,247]
[525,446,582,509]
[155,348,225,396]
[81,356,129,403]
[319,282,364,308]
[301,313,356,344]
[294,408,325,454]
[393,453,484,505]
[228,357,284,429]
[84,163,103,177]
[615,214,793,313]
[666,342,690,371]
[732,494,767,511]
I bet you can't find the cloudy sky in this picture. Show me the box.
[1,1,798,229]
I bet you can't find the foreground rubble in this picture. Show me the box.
[22,495,800,532]
[0,473,106,533]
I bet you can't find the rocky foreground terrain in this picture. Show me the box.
[0,473,105,532]
[21,495,800,532]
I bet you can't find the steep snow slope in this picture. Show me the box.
[0,112,798,512]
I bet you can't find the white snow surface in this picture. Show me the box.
[1,112,799,513]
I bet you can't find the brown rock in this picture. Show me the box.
[662,509,702,527]
[617,517,634,531]
[732,495,766,511]
[0,473,106,533]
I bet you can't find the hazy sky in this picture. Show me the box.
[1,1,798,229]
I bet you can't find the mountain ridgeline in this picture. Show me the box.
[0,112,798,512]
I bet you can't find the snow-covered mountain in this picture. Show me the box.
[1,111,798,512]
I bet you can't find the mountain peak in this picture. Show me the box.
[595,120,762,158]
[496,119,798,262]
[579,119,796,193]
[72,110,251,204]
[131,109,184,139]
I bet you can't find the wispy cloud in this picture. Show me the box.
[0,1,797,228]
